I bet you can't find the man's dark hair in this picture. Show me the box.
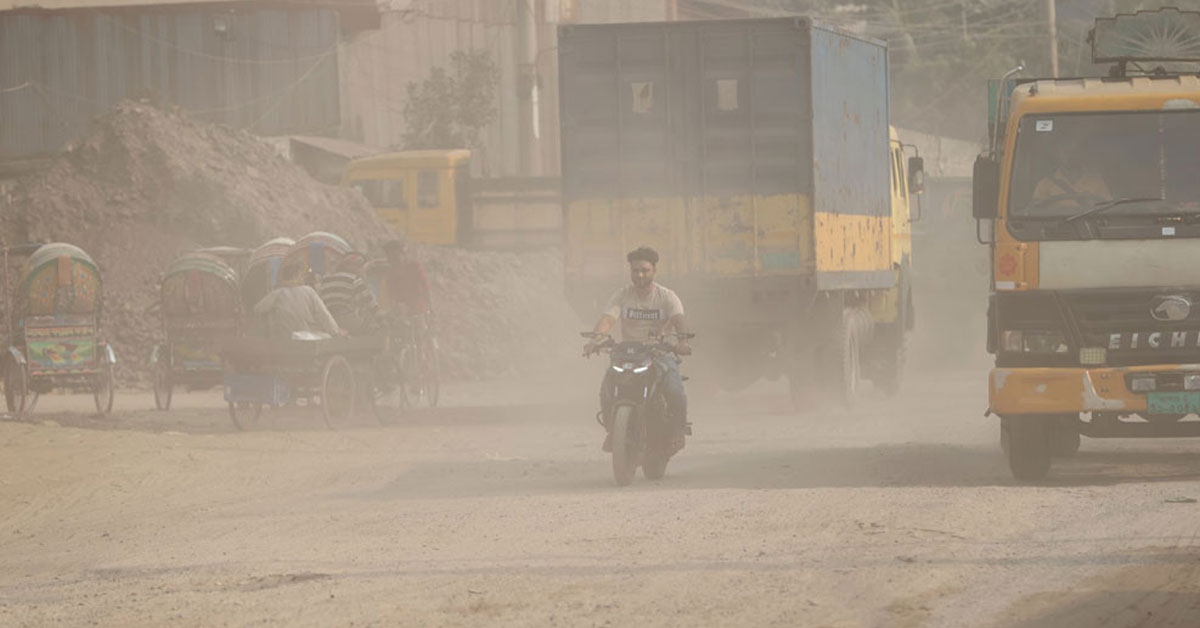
[627,246,659,266]
[280,263,301,282]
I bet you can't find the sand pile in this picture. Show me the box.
[1,102,579,385]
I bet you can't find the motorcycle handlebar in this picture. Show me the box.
[580,331,693,358]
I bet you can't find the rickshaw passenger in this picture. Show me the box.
[318,253,379,335]
[254,264,344,340]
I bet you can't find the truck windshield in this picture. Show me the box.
[1008,109,1200,218]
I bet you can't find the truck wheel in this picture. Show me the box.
[1050,414,1081,458]
[874,275,910,396]
[834,309,861,408]
[1003,417,1052,482]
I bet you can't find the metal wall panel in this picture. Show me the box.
[0,7,340,161]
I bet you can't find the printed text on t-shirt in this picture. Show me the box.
[625,308,662,320]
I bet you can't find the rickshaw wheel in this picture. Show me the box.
[320,355,356,429]
[5,361,28,419]
[400,345,424,408]
[369,353,406,425]
[153,360,173,411]
[228,402,264,431]
[422,337,440,409]
[93,363,114,416]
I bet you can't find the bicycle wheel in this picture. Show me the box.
[369,353,407,424]
[153,360,173,411]
[5,361,28,419]
[229,402,265,431]
[320,355,356,429]
[93,363,114,416]
[420,335,440,408]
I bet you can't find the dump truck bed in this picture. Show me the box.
[559,17,892,291]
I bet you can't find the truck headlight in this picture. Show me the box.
[1079,347,1106,366]
[1130,376,1157,392]
[1001,330,1024,353]
[1185,374,1200,391]
[1001,330,1068,353]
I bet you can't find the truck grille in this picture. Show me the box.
[1061,290,1200,363]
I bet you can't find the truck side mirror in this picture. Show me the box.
[972,155,1000,220]
[907,156,925,195]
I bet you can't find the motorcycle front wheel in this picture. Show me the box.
[642,451,669,480]
[611,405,639,486]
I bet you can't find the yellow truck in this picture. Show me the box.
[974,7,1200,480]
[558,17,923,406]
[341,149,561,248]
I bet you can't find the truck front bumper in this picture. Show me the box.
[989,364,1200,415]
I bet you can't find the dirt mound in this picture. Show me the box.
[0,101,579,385]
[422,245,582,380]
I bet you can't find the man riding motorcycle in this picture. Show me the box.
[584,246,691,451]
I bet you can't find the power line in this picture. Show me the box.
[89,9,337,66]
[246,51,337,131]
[0,82,33,95]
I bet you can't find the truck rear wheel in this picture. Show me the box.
[1002,417,1052,482]
[831,309,861,408]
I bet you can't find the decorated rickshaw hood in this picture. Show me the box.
[19,243,102,317]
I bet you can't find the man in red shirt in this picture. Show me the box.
[383,239,432,317]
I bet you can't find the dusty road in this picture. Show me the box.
[3,365,1200,627]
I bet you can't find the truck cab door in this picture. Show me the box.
[409,168,455,245]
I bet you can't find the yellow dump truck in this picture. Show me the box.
[558,17,923,406]
[341,149,561,248]
[974,7,1200,480]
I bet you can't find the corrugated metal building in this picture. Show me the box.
[0,0,376,161]
[341,0,672,178]
[0,0,677,174]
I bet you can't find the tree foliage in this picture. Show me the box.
[401,50,501,150]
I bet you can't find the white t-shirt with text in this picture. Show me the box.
[603,283,684,342]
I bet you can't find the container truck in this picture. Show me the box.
[558,17,923,406]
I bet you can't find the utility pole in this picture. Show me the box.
[1046,0,1059,77]
[516,0,539,176]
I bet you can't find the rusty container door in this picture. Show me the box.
[808,24,893,291]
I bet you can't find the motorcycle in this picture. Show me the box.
[583,331,694,486]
